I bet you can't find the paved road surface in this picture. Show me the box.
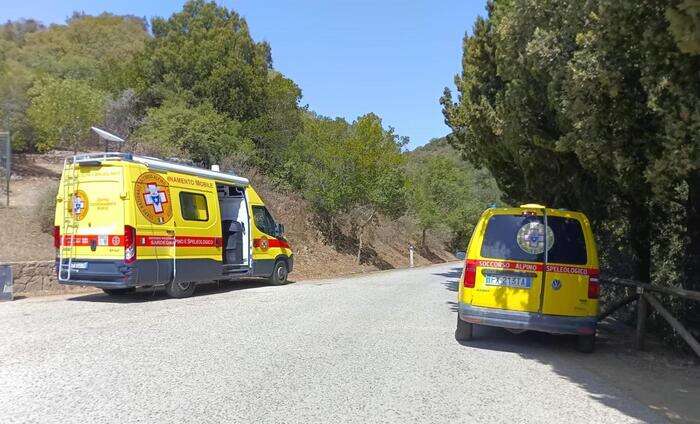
[0,263,665,423]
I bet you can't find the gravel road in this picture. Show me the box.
[0,262,666,423]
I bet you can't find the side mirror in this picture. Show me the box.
[454,251,466,260]
[275,223,285,237]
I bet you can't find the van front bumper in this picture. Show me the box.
[459,303,596,335]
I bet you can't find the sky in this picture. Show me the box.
[0,0,486,149]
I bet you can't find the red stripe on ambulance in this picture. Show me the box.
[60,235,222,248]
[137,236,223,247]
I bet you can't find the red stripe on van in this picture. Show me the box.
[136,236,222,247]
[60,235,123,247]
[253,238,291,249]
[58,235,222,248]
[470,259,597,275]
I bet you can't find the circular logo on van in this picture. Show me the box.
[516,221,554,255]
[259,236,269,251]
[135,172,172,225]
[69,190,88,221]
[552,279,562,290]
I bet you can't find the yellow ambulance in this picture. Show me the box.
[455,204,600,352]
[54,152,293,298]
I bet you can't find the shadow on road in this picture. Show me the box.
[437,266,700,423]
[66,279,280,303]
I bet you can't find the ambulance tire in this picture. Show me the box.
[455,316,474,341]
[165,280,196,298]
[268,260,289,286]
[575,334,596,353]
[102,287,136,296]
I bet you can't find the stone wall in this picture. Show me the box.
[0,261,95,296]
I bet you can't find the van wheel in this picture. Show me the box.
[268,260,289,286]
[102,287,136,296]
[455,316,474,341]
[576,334,596,353]
[165,280,196,298]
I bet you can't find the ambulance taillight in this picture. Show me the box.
[53,226,61,249]
[124,225,136,264]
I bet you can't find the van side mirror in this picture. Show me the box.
[275,223,285,237]
[454,251,466,260]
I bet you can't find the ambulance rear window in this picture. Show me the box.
[480,215,587,265]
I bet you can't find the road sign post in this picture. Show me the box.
[0,131,9,207]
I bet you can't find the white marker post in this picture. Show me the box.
[409,244,415,268]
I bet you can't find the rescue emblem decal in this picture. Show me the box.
[69,190,89,221]
[516,221,554,255]
[135,172,172,224]
[259,235,269,251]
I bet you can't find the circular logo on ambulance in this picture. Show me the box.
[516,221,554,255]
[259,236,270,251]
[68,190,88,221]
[135,172,172,225]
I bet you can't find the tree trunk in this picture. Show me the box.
[357,230,363,264]
[629,200,651,283]
[685,171,700,291]
[421,228,427,248]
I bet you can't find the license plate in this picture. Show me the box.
[70,262,88,270]
[485,274,532,289]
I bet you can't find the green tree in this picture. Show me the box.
[17,13,148,93]
[27,78,106,152]
[287,113,406,263]
[134,98,253,166]
[406,138,501,249]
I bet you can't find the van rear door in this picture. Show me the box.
[541,213,597,317]
[59,163,125,262]
[470,212,546,313]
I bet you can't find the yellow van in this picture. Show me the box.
[455,204,600,352]
[54,152,293,298]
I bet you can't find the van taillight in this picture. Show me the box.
[588,273,600,299]
[463,260,476,288]
[124,225,136,264]
[53,226,61,248]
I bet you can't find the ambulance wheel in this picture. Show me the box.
[455,316,474,341]
[576,334,596,353]
[268,260,289,286]
[102,287,136,296]
[165,280,196,298]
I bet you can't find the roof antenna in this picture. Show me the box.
[91,127,125,152]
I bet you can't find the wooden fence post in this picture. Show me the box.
[635,287,647,350]
[644,293,700,358]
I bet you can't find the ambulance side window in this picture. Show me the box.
[252,205,275,235]
[180,192,209,222]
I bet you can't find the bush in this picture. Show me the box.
[36,182,58,233]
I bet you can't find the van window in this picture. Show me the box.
[179,192,209,221]
[252,205,275,235]
[480,215,587,265]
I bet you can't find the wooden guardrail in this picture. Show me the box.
[598,276,700,358]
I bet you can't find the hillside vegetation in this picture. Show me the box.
[0,1,501,272]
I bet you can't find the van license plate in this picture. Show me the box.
[485,275,532,289]
[70,262,88,270]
